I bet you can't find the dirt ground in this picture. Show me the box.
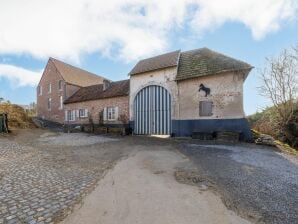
[1,129,297,224]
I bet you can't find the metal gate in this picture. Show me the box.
[134,85,171,135]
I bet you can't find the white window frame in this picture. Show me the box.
[79,109,88,118]
[47,98,51,111]
[59,96,63,110]
[48,83,51,93]
[67,110,75,121]
[107,107,116,121]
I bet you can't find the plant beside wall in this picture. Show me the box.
[254,45,298,149]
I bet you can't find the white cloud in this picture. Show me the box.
[191,0,298,39]
[0,64,42,87]
[0,0,297,63]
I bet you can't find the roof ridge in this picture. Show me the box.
[137,50,180,62]
[77,79,129,89]
[181,47,209,54]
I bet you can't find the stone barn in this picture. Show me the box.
[129,48,253,140]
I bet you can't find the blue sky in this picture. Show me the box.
[0,0,297,115]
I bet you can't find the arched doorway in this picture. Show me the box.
[134,85,171,135]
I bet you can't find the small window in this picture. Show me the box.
[38,86,42,96]
[47,98,51,110]
[107,107,116,120]
[58,80,63,90]
[48,83,51,93]
[59,96,63,110]
[199,101,213,116]
[79,109,88,118]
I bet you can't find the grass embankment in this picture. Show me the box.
[251,129,298,156]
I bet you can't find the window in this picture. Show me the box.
[66,110,75,121]
[59,96,63,110]
[48,83,51,93]
[47,98,51,111]
[107,107,116,120]
[58,80,63,90]
[79,109,88,118]
[199,101,213,116]
[38,86,42,96]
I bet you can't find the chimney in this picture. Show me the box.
[103,80,111,91]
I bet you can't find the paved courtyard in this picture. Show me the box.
[0,130,128,224]
[0,129,298,224]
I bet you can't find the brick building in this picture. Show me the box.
[63,80,129,127]
[37,58,106,123]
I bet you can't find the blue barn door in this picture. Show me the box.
[134,85,171,135]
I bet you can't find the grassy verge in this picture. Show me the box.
[274,140,298,156]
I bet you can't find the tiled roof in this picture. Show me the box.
[50,58,106,87]
[64,79,129,104]
[129,50,180,75]
[176,48,253,81]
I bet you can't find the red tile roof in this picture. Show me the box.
[64,79,129,104]
[50,58,107,87]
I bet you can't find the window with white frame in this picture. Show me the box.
[79,109,88,118]
[58,80,63,90]
[48,83,51,93]
[59,96,63,110]
[47,98,51,110]
[67,110,75,121]
[107,107,116,120]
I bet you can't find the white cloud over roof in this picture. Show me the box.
[0,0,297,63]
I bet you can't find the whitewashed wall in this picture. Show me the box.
[129,67,249,121]
[177,71,249,120]
[129,67,179,120]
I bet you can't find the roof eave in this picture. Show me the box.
[64,93,129,105]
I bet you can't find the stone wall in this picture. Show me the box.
[176,71,249,120]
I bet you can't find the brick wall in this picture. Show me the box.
[64,96,129,125]
[37,60,80,123]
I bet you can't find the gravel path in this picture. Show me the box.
[178,144,298,224]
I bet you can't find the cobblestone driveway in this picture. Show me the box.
[0,130,127,224]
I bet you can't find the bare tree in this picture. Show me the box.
[259,46,298,137]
